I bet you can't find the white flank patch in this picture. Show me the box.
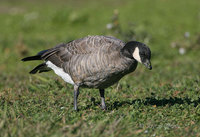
[46,61,75,85]
[132,47,142,63]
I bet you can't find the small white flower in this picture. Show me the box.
[60,107,65,109]
[106,23,113,29]
[179,48,186,55]
[184,32,190,38]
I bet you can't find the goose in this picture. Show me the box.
[22,35,152,111]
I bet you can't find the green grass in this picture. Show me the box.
[0,0,200,136]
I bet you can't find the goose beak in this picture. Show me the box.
[143,60,152,70]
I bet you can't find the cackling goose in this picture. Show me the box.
[22,35,152,111]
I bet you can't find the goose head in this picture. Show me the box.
[121,41,152,70]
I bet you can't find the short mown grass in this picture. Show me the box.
[0,0,200,136]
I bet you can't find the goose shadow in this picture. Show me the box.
[109,97,200,110]
[85,97,200,110]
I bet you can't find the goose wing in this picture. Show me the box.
[41,36,125,67]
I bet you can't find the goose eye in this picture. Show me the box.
[140,53,145,57]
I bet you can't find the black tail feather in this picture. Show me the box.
[21,55,41,61]
[21,49,49,61]
[29,63,49,74]
[22,49,51,74]
[38,69,51,73]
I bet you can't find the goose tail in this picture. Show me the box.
[22,49,51,74]
[21,49,49,61]
[29,63,50,74]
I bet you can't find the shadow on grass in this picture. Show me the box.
[84,97,200,110]
[110,97,200,110]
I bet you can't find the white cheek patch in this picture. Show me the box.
[132,47,142,63]
[46,61,75,85]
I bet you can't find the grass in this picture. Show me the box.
[0,0,200,136]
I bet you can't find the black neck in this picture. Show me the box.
[121,41,138,59]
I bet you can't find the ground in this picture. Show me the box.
[0,0,200,136]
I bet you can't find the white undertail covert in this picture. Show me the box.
[46,61,75,85]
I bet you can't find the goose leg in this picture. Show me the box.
[74,85,79,111]
[99,89,106,110]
